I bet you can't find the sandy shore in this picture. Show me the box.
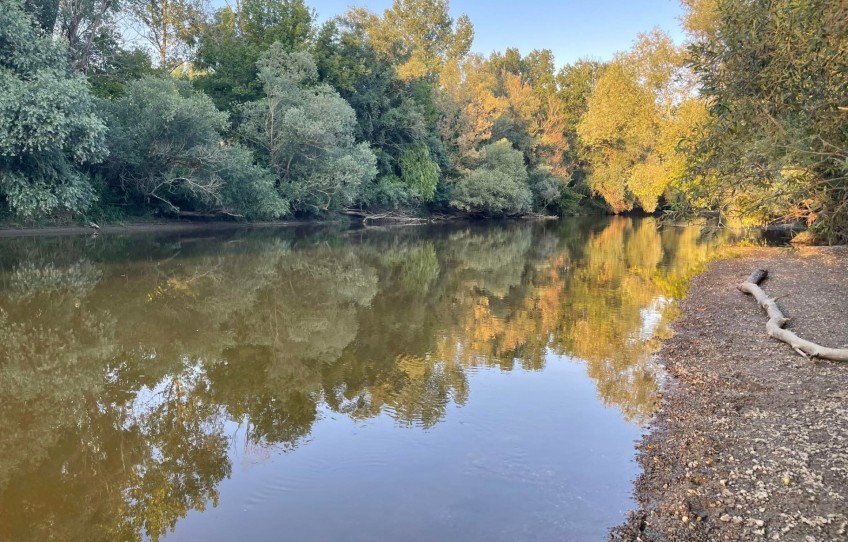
[612,246,848,541]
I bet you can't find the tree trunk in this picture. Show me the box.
[160,0,169,70]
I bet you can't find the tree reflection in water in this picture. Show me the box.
[0,218,764,541]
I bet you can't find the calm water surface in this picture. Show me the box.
[0,218,763,541]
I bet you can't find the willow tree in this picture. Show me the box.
[311,15,443,210]
[105,77,286,218]
[240,45,377,214]
[450,139,532,216]
[0,0,107,218]
[685,0,848,243]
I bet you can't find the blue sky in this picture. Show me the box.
[307,0,687,67]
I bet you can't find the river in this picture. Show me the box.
[0,217,767,541]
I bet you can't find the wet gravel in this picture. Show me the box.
[612,246,848,542]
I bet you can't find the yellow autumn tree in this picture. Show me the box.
[438,55,507,172]
[578,30,708,213]
[490,49,573,186]
[357,0,473,81]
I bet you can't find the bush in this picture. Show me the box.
[398,144,439,202]
[450,139,532,216]
[529,167,563,211]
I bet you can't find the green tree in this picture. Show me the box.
[312,16,443,211]
[0,0,107,218]
[53,0,123,72]
[311,19,370,93]
[127,0,208,70]
[240,45,377,215]
[22,0,124,73]
[88,48,157,98]
[193,0,315,112]
[450,139,532,216]
[685,0,848,243]
[359,0,473,81]
[555,59,602,185]
[398,143,439,201]
[104,76,286,218]
[529,166,565,211]
[240,0,314,48]
[24,0,61,32]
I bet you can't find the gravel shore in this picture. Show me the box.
[612,246,848,542]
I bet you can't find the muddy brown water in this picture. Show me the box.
[0,217,770,541]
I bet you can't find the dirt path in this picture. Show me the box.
[613,246,848,542]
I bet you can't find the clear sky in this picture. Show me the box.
[307,0,687,67]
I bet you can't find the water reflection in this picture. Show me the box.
[0,218,763,541]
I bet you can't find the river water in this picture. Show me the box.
[0,217,765,541]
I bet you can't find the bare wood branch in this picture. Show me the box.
[739,269,848,361]
[340,208,428,225]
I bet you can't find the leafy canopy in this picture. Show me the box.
[356,0,473,81]
[193,0,315,111]
[0,0,107,218]
[578,30,704,213]
[104,76,286,218]
[240,44,377,215]
[685,0,848,243]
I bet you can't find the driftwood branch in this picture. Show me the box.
[341,209,428,225]
[739,269,848,361]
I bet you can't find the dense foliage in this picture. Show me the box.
[240,45,377,214]
[578,31,705,214]
[0,0,107,218]
[1,0,846,242]
[681,0,848,243]
[104,76,286,218]
[451,140,532,216]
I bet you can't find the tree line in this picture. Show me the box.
[1,0,845,241]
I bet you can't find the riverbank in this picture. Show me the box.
[613,246,848,541]
[0,219,346,237]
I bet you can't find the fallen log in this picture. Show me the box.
[362,212,427,225]
[738,269,848,361]
[341,209,429,224]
